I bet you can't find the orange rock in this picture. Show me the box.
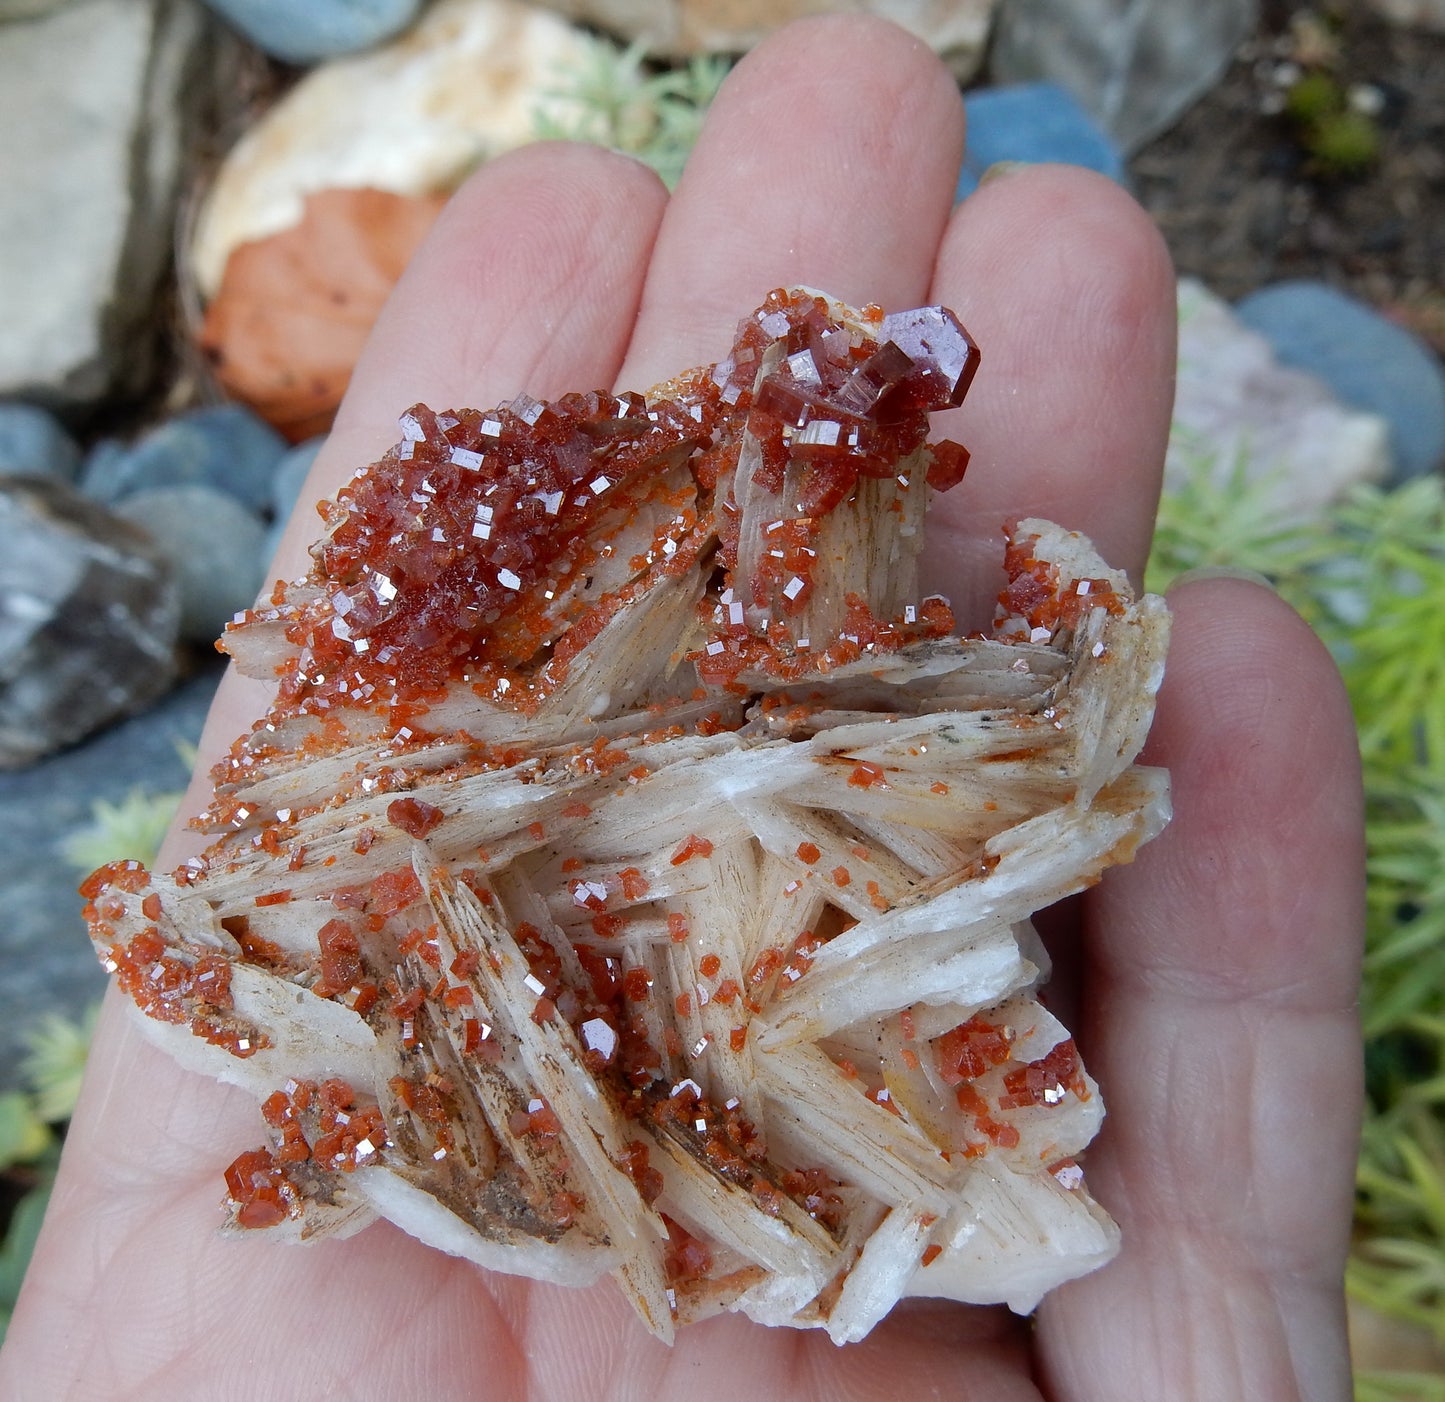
[198,187,446,443]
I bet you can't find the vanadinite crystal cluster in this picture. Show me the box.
[83,289,1170,1343]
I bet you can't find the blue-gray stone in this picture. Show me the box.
[0,403,82,482]
[262,436,327,576]
[1236,281,1445,482]
[200,0,422,63]
[0,664,221,1091]
[271,434,326,522]
[79,404,287,514]
[115,485,267,645]
[957,83,1126,201]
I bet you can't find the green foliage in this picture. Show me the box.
[1150,449,1445,1363]
[1310,109,1382,175]
[0,1181,52,1346]
[1357,1373,1445,1402]
[1282,67,1381,176]
[1145,435,1335,597]
[21,1008,98,1125]
[1333,479,1445,774]
[0,1007,92,1346]
[1286,69,1343,124]
[533,39,729,189]
[59,786,184,874]
[0,1094,50,1174]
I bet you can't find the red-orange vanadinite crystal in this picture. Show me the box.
[216,288,978,750]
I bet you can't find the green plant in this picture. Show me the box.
[1281,67,1381,176]
[0,1176,53,1346]
[59,785,184,874]
[21,1007,99,1126]
[1356,1373,1445,1402]
[533,39,730,189]
[1286,69,1343,124]
[1310,109,1382,175]
[0,776,181,1343]
[0,1095,49,1175]
[0,1011,100,1344]
[1145,434,1336,597]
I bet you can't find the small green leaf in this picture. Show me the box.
[0,1181,53,1345]
[0,1092,50,1172]
[21,1006,98,1124]
[60,788,184,874]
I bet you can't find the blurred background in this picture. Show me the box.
[0,1,1441,1393]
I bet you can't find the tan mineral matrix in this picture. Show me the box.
[83,289,1170,1343]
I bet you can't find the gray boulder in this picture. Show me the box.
[0,402,82,481]
[0,476,179,768]
[0,0,209,405]
[990,0,1256,153]
[116,484,267,644]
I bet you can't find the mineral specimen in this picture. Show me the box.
[83,288,1170,1343]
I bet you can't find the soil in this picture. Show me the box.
[1129,0,1445,354]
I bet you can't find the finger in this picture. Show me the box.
[1036,578,1364,1400]
[162,143,669,860]
[922,167,1177,628]
[614,13,966,391]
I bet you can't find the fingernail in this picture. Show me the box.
[979,160,1028,186]
[1168,565,1277,592]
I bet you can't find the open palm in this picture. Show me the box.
[1,18,1363,1400]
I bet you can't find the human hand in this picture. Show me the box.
[0,17,1363,1400]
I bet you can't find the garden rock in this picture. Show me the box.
[261,436,328,574]
[956,82,1124,200]
[0,664,220,1091]
[271,435,327,523]
[190,0,595,298]
[115,485,267,644]
[1235,280,1445,483]
[1170,278,1389,520]
[0,476,179,769]
[0,403,82,482]
[1367,0,1445,32]
[990,0,1257,152]
[523,0,997,76]
[200,0,422,62]
[198,189,446,442]
[0,0,74,19]
[0,0,208,405]
[79,404,287,514]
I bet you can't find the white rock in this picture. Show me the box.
[990,0,1256,153]
[1367,0,1445,31]
[191,0,597,298]
[1169,278,1389,522]
[0,0,205,404]
[0,0,74,17]
[525,0,997,76]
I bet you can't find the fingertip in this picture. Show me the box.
[953,163,1175,313]
[619,14,964,387]
[923,166,1176,620]
[715,11,964,139]
[443,138,669,243]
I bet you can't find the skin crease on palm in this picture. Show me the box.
[0,16,1365,1401]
